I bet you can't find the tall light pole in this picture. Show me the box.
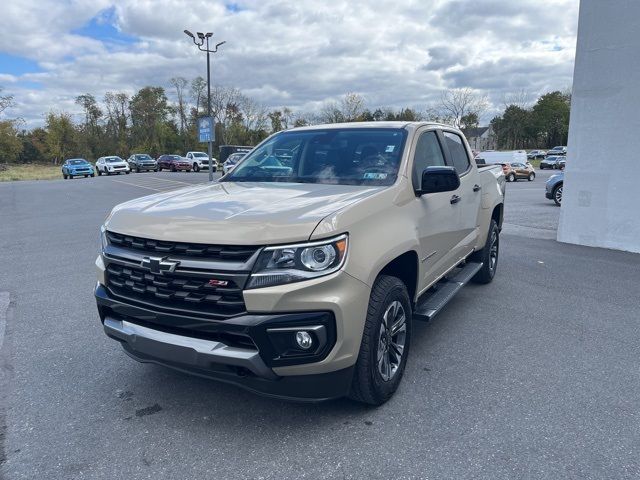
[184,30,226,182]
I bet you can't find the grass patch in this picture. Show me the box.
[529,159,542,168]
[0,164,65,182]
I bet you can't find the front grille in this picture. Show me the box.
[106,263,246,317]
[106,231,259,261]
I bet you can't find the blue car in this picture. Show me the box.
[545,171,564,206]
[62,158,95,179]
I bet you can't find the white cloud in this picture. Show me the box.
[0,0,579,126]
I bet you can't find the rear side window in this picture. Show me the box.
[412,131,446,189]
[443,132,471,175]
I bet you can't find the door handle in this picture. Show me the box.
[473,184,481,192]
[450,195,461,204]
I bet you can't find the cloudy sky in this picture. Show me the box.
[0,0,579,127]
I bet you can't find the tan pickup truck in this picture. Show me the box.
[95,122,505,405]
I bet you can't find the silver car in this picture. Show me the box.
[222,152,246,175]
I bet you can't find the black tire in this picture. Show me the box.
[68,174,73,179]
[507,173,515,182]
[349,275,411,406]
[171,165,176,172]
[90,173,95,177]
[97,169,102,176]
[193,163,200,172]
[125,171,130,174]
[63,173,67,179]
[187,169,191,173]
[107,171,111,176]
[552,183,563,206]
[136,166,140,173]
[528,172,535,181]
[84,175,88,178]
[470,219,499,284]
[154,168,159,172]
[158,167,162,172]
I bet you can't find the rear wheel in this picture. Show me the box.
[349,275,411,406]
[471,219,499,284]
[553,183,563,206]
[507,173,515,182]
[528,172,535,181]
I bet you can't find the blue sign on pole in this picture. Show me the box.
[198,117,214,143]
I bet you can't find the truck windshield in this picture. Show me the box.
[222,128,408,186]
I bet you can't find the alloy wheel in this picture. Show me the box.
[489,229,499,275]
[377,301,407,382]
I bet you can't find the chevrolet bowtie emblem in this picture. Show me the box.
[140,256,179,275]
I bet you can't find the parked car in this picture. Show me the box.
[127,154,158,173]
[546,146,567,156]
[527,150,547,160]
[222,152,246,175]
[546,172,564,206]
[502,162,536,182]
[475,150,527,165]
[539,155,565,169]
[157,154,192,172]
[96,156,130,176]
[62,158,95,179]
[185,151,218,172]
[96,121,506,405]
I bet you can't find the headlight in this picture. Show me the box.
[99,224,108,253]
[247,234,348,289]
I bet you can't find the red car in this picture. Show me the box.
[157,155,192,172]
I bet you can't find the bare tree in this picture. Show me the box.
[501,88,532,110]
[438,88,488,128]
[0,87,15,116]
[190,77,207,117]
[170,77,189,136]
[340,93,365,121]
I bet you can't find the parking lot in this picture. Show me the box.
[1,169,639,479]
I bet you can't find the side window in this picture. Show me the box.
[412,131,446,189]
[443,132,471,175]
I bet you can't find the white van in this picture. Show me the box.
[475,150,528,165]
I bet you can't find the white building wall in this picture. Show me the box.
[557,0,640,253]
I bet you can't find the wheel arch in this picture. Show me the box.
[377,250,419,304]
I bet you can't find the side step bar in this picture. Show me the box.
[413,262,483,322]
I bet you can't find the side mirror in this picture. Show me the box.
[418,166,460,195]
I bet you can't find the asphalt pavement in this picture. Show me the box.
[1,168,639,480]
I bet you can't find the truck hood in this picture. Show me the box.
[106,181,384,245]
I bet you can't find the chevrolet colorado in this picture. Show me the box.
[95,122,505,405]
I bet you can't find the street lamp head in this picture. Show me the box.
[216,41,226,49]
[205,32,213,38]
[197,32,205,39]
[183,29,195,39]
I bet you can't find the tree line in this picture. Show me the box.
[0,82,570,164]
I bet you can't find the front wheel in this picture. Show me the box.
[125,171,130,174]
[63,173,68,179]
[528,173,535,181]
[97,169,102,176]
[90,173,95,177]
[349,275,411,406]
[136,166,140,173]
[553,184,563,206]
[470,219,499,284]
[507,173,515,182]
[193,163,200,172]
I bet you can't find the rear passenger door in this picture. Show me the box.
[440,130,482,259]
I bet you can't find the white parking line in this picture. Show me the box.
[0,292,9,352]
[109,176,202,192]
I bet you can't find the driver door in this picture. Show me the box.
[409,128,464,291]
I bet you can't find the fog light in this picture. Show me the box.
[295,331,313,350]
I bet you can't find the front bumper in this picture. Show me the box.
[95,283,354,401]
